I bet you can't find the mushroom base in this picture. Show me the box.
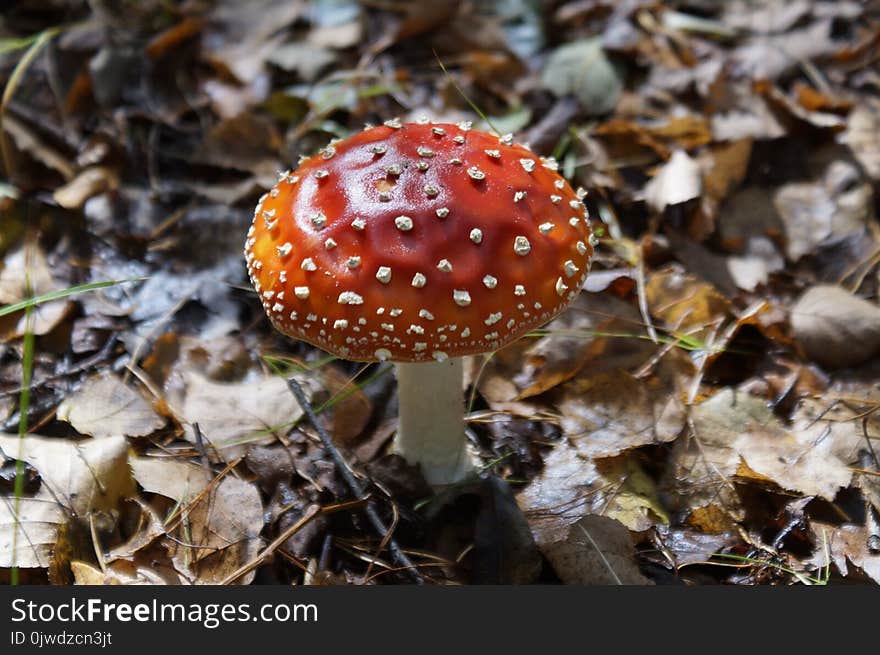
[392,358,476,486]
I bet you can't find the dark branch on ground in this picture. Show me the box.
[286,375,425,585]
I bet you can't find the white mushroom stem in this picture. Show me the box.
[392,358,475,486]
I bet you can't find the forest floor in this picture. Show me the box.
[1,0,879,585]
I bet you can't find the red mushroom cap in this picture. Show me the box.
[244,120,595,363]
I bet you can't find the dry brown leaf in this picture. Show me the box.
[0,434,134,516]
[1,113,75,180]
[130,456,263,584]
[730,19,842,81]
[518,441,668,535]
[794,83,853,114]
[789,393,872,478]
[648,115,712,150]
[810,520,880,584]
[477,293,655,404]
[539,515,652,585]
[105,499,168,561]
[0,244,71,336]
[722,0,812,34]
[202,0,305,83]
[319,365,373,445]
[593,118,670,163]
[701,139,753,208]
[558,370,685,460]
[0,491,66,569]
[726,236,785,292]
[774,160,872,261]
[71,558,178,585]
[685,388,855,500]
[790,285,880,369]
[645,150,702,212]
[513,299,605,400]
[645,266,732,337]
[52,166,119,210]
[0,434,134,568]
[755,80,847,133]
[840,99,880,180]
[166,369,308,458]
[652,525,739,568]
[57,375,165,439]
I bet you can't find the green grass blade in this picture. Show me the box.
[9,301,35,585]
[434,52,500,136]
[0,278,146,318]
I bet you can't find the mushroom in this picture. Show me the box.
[244,120,596,486]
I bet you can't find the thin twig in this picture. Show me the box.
[578,522,623,585]
[635,256,659,344]
[0,335,119,398]
[286,376,424,584]
[862,417,879,471]
[191,422,214,480]
[221,504,322,585]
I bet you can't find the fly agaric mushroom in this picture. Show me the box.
[244,119,596,485]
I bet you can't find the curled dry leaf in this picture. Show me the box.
[721,0,812,34]
[774,161,872,261]
[717,187,783,252]
[790,285,880,369]
[71,556,181,586]
[202,0,305,83]
[679,388,855,501]
[809,520,880,584]
[130,456,263,584]
[52,166,119,210]
[105,498,169,562]
[478,293,657,405]
[518,440,668,536]
[593,119,671,163]
[267,41,337,81]
[840,99,880,180]
[645,266,732,338]
[754,80,847,133]
[726,236,785,292]
[0,434,134,568]
[319,364,373,445]
[651,525,739,569]
[539,515,652,585]
[645,150,702,212]
[701,139,753,210]
[592,116,712,165]
[558,370,686,460]
[0,245,71,336]
[166,370,309,458]
[729,19,841,81]
[790,393,871,478]
[648,116,713,150]
[512,295,610,400]
[57,375,165,439]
